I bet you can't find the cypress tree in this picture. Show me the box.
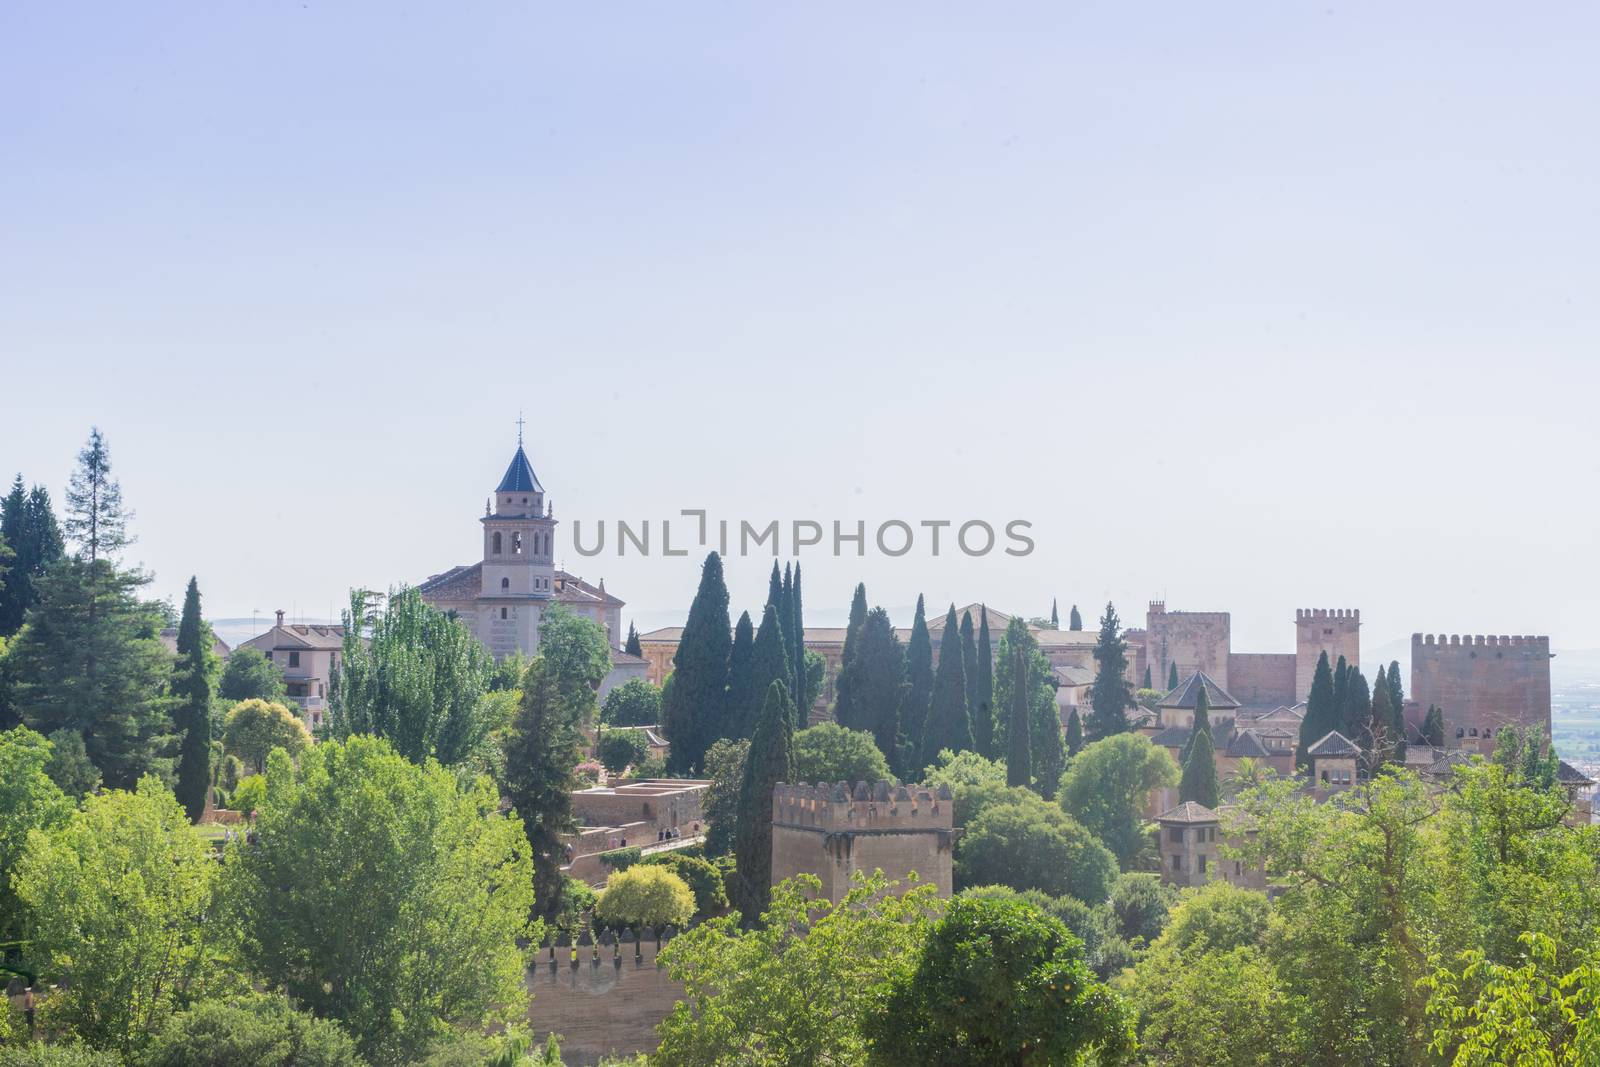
[734,679,795,920]
[1086,602,1133,740]
[960,611,981,750]
[1332,655,1349,721]
[920,606,973,769]
[852,607,907,769]
[1029,673,1066,800]
[1370,666,1397,769]
[173,577,212,822]
[662,552,732,774]
[975,607,994,758]
[1006,644,1031,788]
[725,611,757,738]
[790,562,807,706]
[779,563,796,674]
[1179,719,1219,808]
[1050,599,1059,630]
[1181,687,1211,768]
[900,595,934,764]
[1065,707,1084,757]
[750,603,796,729]
[833,583,869,726]
[1343,667,1373,751]
[1386,660,1404,723]
[1297,651,1336,768]
[624,622,642,658]
[1422,704,1446,748]
[765,562,783,619]
[1069,604,1083,631]
[1167,661,1180,691]
[1143,666,1152,689]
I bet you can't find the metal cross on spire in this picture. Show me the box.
[516,411,525,446]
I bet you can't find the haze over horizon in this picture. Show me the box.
[4,3,1597,652]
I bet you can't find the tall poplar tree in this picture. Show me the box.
[173,577,212,822]
[64,427,132,562]
[919,606,973,768]
[750,603,796,729]
[662,552,731,774]
[1005,644,1031,788]
[832,583,869,727]
[1086,602,1134,740]
[975,607,994,758]
[1069,604,1083,631]
[725,611,757,738]
[733,680,795,919]
[1297,650,1336,767]
[503,657,579,920]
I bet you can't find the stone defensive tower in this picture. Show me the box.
[1410,633,1552,746]
[770,781,956,903]
[1295,609,1360,705]
[1145,601,1232,690]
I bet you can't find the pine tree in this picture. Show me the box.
[503,657,580,920]
[624,622,642,658]
[1006,644,1031,789]
[1050,599,1060,630]
[64,428,132,562]
[1086,602,1134,740]
[920,606,973,769]
[1065,707,1084,757]
[960,611,980,748]
[0,478,64,636]
[662,552,731,774]
[1168,662,1180,691]
[1297,651,1335,768]
[749,603,796,729]
[1069,604,1083,631]
[852,607,907,768]
[734,680,795,919]
[1422,704,1446,748]
[1179,719,1219,808]
[833,583,869,727]
[899,595,933,766]
[975,607,994,758]
[173,577,212,822]
[725,611,757,738]
[1143,666,1153,689]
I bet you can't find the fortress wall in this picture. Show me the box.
[527,940,682,1067]
[1227,653,1298,708]
[1144,604,1231,688]
[1410,633,1551,740]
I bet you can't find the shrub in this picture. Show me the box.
[599,847,641,871]
[792,723,893,786]
[139,994,363,1067]
[641,852,728,921]
[596,866,695,931]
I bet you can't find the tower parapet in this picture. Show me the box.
[1294,607,1361,705]
[1410,632,1552,746]
[770,781,955,902]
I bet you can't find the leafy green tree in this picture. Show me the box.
[1059,733,1179,869]
[1065,707,1084,757]
[0,726,72,946]
[975,607,994,757]
[17,779,221,1056]
[899,595,934,770]
[140,994,364,1067]
[1109,872,1177,946]
[661,553,731,774]
[957,884,1135,982]
[502,658,580,921]
[920,748,1012,825]
[1422,704,1445,748]
[836,607,904,765]
[223,698,311,774]
[733,680,796,919]
[63,428,131,563]
[863,895,1135,1066]
[1070,604,1083,631]
[0,1045,122,1067]
[597,728,650,774]
[1005,641,1031,790]
[601,677,661,726]
[10,558,173,788]
[748,603,795,730]
[0,477,65,637]
[640,851,729,922]
[1168,661,1180,690]
[624,621,643,658]
[831,583,870,731]
[700,737,748,858]
[43,726,101,798]
[596,865,695,931]
[723,611,756,736]
[1297,650,1336,767]
[656,872,943,1067]
[793,721,892,785]
[328,586,493,767]
[535,604,613,725]
[919,607,972,768]
[956,795,1118,904]
[219,646,287,702]
[172,577,212,821]
[1086,602,1134,739]
[217,736,533,1066]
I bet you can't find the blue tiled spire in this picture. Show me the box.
[497,443,544,494]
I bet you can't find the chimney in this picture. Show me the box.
[275,609,285,628]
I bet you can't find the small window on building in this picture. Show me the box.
[1168,826,1184,843]
[262,651,271,662]
[501,577,510,590]
[1235,860,1243,877]
[492,532,502,555]
[521,497,528,504]
[1171,854,1184,872]
[501,607,508,620]
[1456,727,1466,739]
[1198,855,1208,874]
[513,532,523,555]
[289,651,300,668]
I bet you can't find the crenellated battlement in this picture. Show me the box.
[1149,600,1166,614]
[1413,633,1550,652]
[1297,608,1360,622]
[772,780,954,832]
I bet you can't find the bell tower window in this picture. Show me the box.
[513,532,523,555]
[501,577,510,591]
[492,532,503,555]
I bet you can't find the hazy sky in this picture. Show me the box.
[3,2,1597,654]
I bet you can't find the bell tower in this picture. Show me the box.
[481,425,557,602]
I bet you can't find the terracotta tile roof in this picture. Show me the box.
[1159,671,1241,711]
[1307,731,1360,758]
[1158,800,1219,823]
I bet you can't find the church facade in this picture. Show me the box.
[417,438,646,693]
